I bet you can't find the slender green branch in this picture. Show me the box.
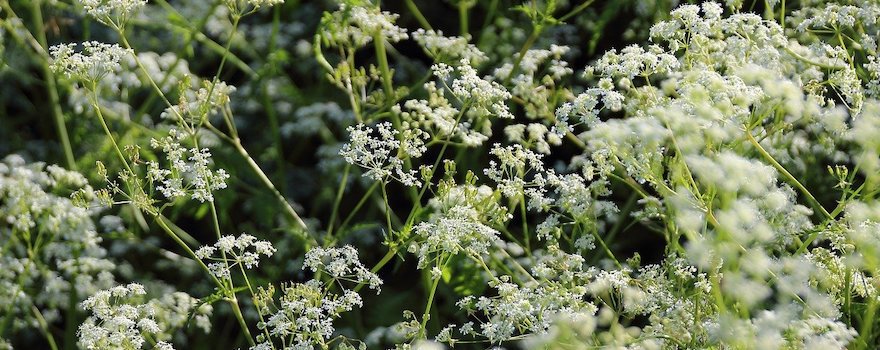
[745,129,832,219]
[558,0,596,22]
[30,0,77,170]
[233,139,310,232]
[506,26,542,83]
[327,164,351,239]
[404,0,432,30]
[373,34,395,103]
[418,275,442,339]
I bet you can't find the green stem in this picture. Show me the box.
[233,139,310,232]
[780,0,785,28]
[458,2,469,36]
[745,129,832,219]
[380,183,393,235]
[404,0,432,30]
[31,305,59,350]
[30,0,76,170]
[155,214,224,288]
[354,247,398,293]
[91,94,133,174]
[506,26,542,83]
[558,0,596,22]
[228,296,256,347]
[338,181,380,234]
[119,35,185,123]
[857,291,878,349]
[418,276,442,339]
[519,196,530,252]
[327,164,351,239]
[373,33,395,103]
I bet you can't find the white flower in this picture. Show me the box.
[196,233,276,279]
[303,245,382,291]
[340,122,427,187]
[50,42,132,85]
[147,129,229,203]
[77,0,147,27]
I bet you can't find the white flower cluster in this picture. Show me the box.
[411,204,502,269]
[246,0,284,9]
[554,79,624,129]
[254,246,380,350]
[146,129,230,203]
[793,3,880,32]
[433,61,514,121]
[495,45,574,121]
[587,44,679,80]
[50,42,133,86]
[195,233,276,279]
[320,4,408,48]
[161,80,237,124]
[340,122,427,187]
[504,123,562,154]
[255,281,362,349]
[78,283,174,350]
[456,278,596,344]
[147,291,214,336]
[412,29,487,65]
[483,143,545,198]
[303,245,382,291]
[1,155,116,332]
[392,81,486,146]
[77,0,147,28]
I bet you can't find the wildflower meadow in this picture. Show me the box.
[2,0,880,349]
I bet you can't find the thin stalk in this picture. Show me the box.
[119,35,183,122]
[373,34,395,103]
[404,0,432,30]
[31,305,59,350]
[558,0,596,22]
[780,0,785,28]
[745,129,832,219]
[506,26,542,83]
[418,276,442,339]
[155,215,224,288]
[458,1,469,36]
[327,164,351,239]
[518,196,530,252]
[354,248,398,293]
[233,139,309,231]
[30,0,76,170]
[380,184,394,236]
[91,93,133,174]
[228,295,256,347]
[857,286,878,349]
[239,265,276,350]
[338,181,380,233]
